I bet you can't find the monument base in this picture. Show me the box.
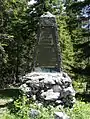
[19,71,75,107]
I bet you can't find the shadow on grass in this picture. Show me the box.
[75,92,90,102]
[0,88,23,111]
[0,88,23,98]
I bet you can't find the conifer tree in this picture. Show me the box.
[67,0,90,76]
[0,0,75,86]
[57,15,74,75]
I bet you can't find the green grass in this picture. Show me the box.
[0,113,21,119]
[0,100,90,119]
[0,94,90,119]
[65,101,90,119]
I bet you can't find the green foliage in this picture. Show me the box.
[0,43,7,64]
[10,96,29,118]
[0,0,39,83]
[0,0,75,86]
[0,114,20,119]
[65,101,90,119]
[73,80,86,93]
[8,95,61,119]
[57,15,74,74]
[65,0,90,91]
[1,96,90,119]
[0,0,90,93]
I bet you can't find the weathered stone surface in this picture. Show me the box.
[29,109,40,118]
[41,89,60,101]
[53,85,62,92]
[34,12,61,71]
[19,71,75,107]
[20,84,31,93]
[54,112,70,119]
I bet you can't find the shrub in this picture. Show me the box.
[1,96,90,119]
[65,101,90,119]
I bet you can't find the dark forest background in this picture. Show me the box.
[0,0,90,92]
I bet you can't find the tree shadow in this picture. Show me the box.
[75,92,90,102]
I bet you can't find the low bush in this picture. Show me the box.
[1,96,90,119]
[65,101,90,119]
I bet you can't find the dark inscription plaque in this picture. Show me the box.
[36,27,58,68]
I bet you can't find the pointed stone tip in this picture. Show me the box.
[41,11,55,18]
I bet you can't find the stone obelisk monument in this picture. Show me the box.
[20,12,75,108]
[33,12,61,72]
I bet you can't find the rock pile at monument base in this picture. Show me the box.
[19,71,75,107]
[54,112,70,119]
